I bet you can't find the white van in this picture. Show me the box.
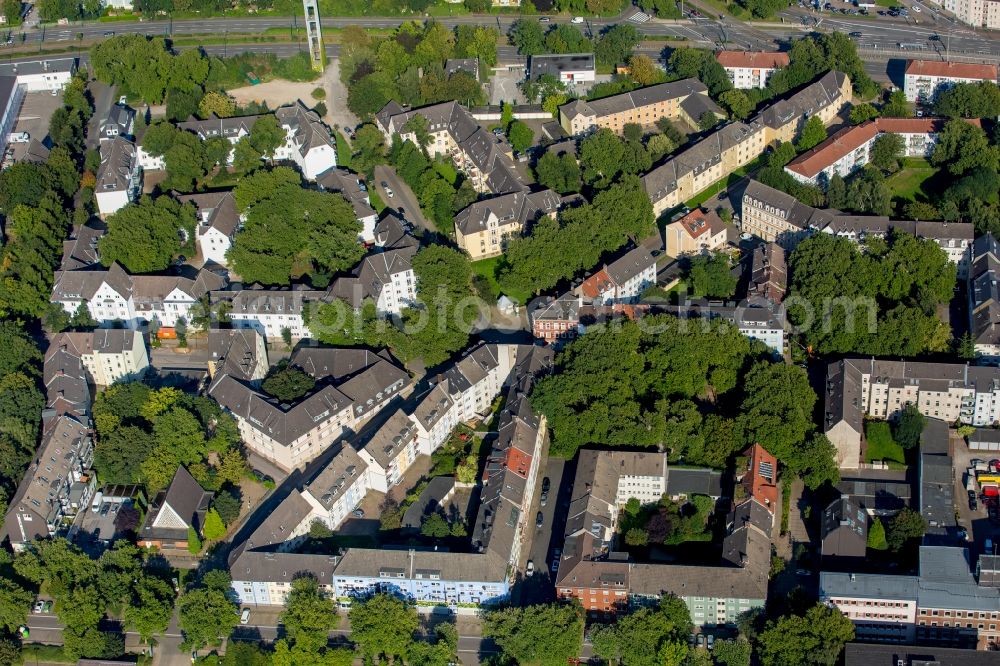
[240,608,251,625]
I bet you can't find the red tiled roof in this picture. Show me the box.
[905,59,998,81]
[715,50,790,69]
[873,117,982,133]
[676,207,726,240]
[744,443,779,510]
[785,122,879,178]
[580,269,612,299]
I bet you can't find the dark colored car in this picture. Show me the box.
[536,511,544,528]
[541,477,551,493]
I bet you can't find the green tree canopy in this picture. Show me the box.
[756,603,855,666]
[99,197,195,273]
[349,593,419,663]
[483,602,585,666]
[178,570,237,651]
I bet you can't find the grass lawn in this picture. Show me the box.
[335,131,352,170]
[876,0,896,7]
[471,256,531,305]
[865,421,906,464]
[886,158,938,203]
[680,154,765,213]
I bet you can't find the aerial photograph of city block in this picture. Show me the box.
[1,0,1000,663]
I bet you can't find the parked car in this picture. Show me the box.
[796,568,810,576]
[571,16,584,23]
[542,477,551,492]
[32,601,43,614]
[551,559,559,573]
[240,608,251,625]
[540,490,548,507]
[970,494,979,512]
[536,511,544,528]
[706,635,715,650]
[526,560,535,576]
[538,16,550,21]
[352,508,365,518]
[385,186,394,198]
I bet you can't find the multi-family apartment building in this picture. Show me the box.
[51,262,225,329]
[100,104,134,143]
[529,291,584,346]
[230,551,339,606]
[558,78,721,136]
[555,446,770,626]
[664,207,729,257]
[209,347,411,471]
[821,546,1000,650]
[142,105,337,180]
[785,118,981,187]
[355,409,420,493]
[47,330,149,387]
[944,0,1000,28]
[95,136,141,217]
[825,358,1000,469]
[439,342,519,422]
[746,242,787,305]
[643,119,768,217]
[271,103,338,180]
[970,233,1000,362]
[300,446,372,529]
[576,240,660,305]
[227,343,553,609]
[207,328,268,385]
[528,53,596,85]
[454,189,561,260]
[328,215,419,316]
[742,179,974,271]
[375,100,524,195]
[715,51,790,89]
[317,168,379,244]
[2,414,95,551]
[904,59,998,103]
[211,287,326,340]
[175,190,241,267]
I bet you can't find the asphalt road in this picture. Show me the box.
[373,164,436,234]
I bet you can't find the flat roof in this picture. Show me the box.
[529,53,595,79]
[0,57,77,78]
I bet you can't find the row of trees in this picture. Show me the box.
[531,316,839,487]
[341,22,492,118]
[5,539,175,660]
[498,177,654,297]
[388,137,478,230]
[508,20,640,69]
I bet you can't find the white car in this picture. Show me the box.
[526,560,535,576]
[240,608,251,625]
[385,186,394,198]
[913,4,920,10]
[571,16,584,23]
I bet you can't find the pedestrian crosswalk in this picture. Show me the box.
[627,10,652,23]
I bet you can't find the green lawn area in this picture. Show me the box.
[471,256,531,305]
[679,154,765,213]
[886,158,938,204]
[335,130,352,170]
[865,421,906,464]
[876,0,896,7]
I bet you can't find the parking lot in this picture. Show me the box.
[73,497,132,555]
[951,432,1000,557]
[9,90,63,161]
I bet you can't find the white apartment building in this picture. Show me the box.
[95,136,141,218]
[230,551,338,607]
[176,191,241,267]
[945,0,1000,30]
[408,382,459,455]
[210,349,410,472]
[578,243,659,305]
[820,572,920,643]
[825,358,1000,469]
[355,410,420,493]
[300,447,373,529]
[47,330,148,387]
[51,263,225,329]
[211,288,327,340]
[273,103,337,181]
[716,51,790,89]
[439,343,518,422]
[903,59,998,103]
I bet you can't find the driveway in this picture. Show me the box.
[373,164,436,233]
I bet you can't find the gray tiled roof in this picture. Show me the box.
[820,495,867,559]
[567,78,708,120]
[208,328,265,383]
[96,136,136,193]
[141,466,213,542]
[178,114,260,140]
[304,446,368,511]
[275,102,335,156]
[176,190,241,238]
[230,549,339,585]
[317,168,377,222]
[454,189,560,236]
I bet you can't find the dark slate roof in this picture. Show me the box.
[140,466,213,542]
